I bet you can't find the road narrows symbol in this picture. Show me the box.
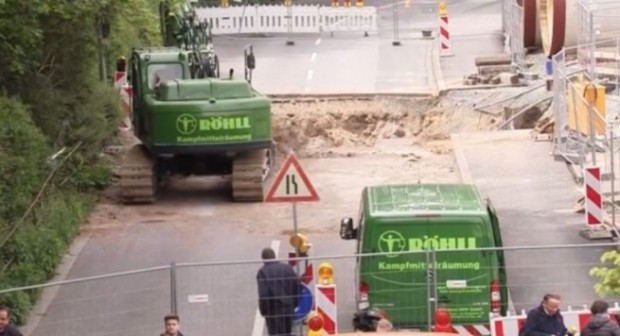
[286,174,299,195]
[264,154,320,203]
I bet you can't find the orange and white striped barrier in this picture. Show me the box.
[316,284,337,334]
[438,1,452,56]
[585,166,604,227]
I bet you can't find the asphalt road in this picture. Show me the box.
[18,2,510,335]
[452,130,620,313]
[210,0,504,94]
[27,128,620,336]
[216,35,435,94]
[22,184,362,336]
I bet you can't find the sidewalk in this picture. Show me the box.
[450,129,613,312]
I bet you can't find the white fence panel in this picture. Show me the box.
[195,6,259,34]
[292,5,322,33]
[194,5,377,34]
[319,7,377,33]
[255,5,288,33]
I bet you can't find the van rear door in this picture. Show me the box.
[361,220,430,327]
[487,199,508,316]
[426,215,493,324]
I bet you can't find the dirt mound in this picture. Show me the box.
[272,97,499,157]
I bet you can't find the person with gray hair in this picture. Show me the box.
[581,300,620,336]
[256,247,302,336]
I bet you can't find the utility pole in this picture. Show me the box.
[97,13,110,82]
[286,0,295,46]
[392,0,401,46]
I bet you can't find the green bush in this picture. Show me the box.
[0,0,162,327]
[0,94,49,222]
[0,191,94,325]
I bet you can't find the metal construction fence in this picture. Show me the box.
[192,0,441,40]
[577,0,620,79]
[194,4,379,35]
[508,0,525,71]
[552,39,620,226]
[3,243,620,336]
[501,0,525,72]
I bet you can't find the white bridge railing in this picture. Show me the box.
[194,5,378,34]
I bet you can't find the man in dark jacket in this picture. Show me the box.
[520,294,568,336]
[0,306,23,336]
[256,247,302,336]
[581,300,620,336]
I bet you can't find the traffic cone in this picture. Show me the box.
[433,308,456,333]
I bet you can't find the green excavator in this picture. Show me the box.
[118,0,274,204]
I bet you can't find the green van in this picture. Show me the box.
[339,183,508,329]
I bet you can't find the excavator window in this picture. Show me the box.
[147,63,184,90]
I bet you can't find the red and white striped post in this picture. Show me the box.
[119,85,133,131]
[114,56,133,132]
[316,263,337,335]
[316,284,337,334]
[584,166,604,227]
[490,313,528,336]
[438,1,453,57]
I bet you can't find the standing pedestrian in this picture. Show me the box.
[160,314,184,336]
[0,306,23,336]
[520,294,568,336]
[256,247,302,336]
[581,300,620,336]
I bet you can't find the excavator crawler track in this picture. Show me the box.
[120,144,156,204]
[232,148,273,202]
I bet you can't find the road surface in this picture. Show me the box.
[211,0,504,94]
[17,1,513,334]
[451,130,620,313]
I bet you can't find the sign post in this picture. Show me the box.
[265,152,320,333]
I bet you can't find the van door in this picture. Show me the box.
[486,199,508,315]
[426,216,492,324]
[360,219,430,328]
[354,203,365,305]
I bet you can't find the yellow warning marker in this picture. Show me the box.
[439,0,447,16]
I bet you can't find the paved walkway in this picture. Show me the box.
[451,129,619,313]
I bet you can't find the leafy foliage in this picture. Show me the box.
[0,0,162,326]
[0,95,49,221]
[590,250,620,297]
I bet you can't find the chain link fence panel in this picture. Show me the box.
[5,242,620,335]
[0,267,173,336]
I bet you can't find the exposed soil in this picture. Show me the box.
[85,95,501,236]
[272,96,499,158]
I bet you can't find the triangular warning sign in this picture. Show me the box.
[265,154,319,203]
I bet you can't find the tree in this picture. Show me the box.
[590,250,620,297]
[0,0,166,325]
